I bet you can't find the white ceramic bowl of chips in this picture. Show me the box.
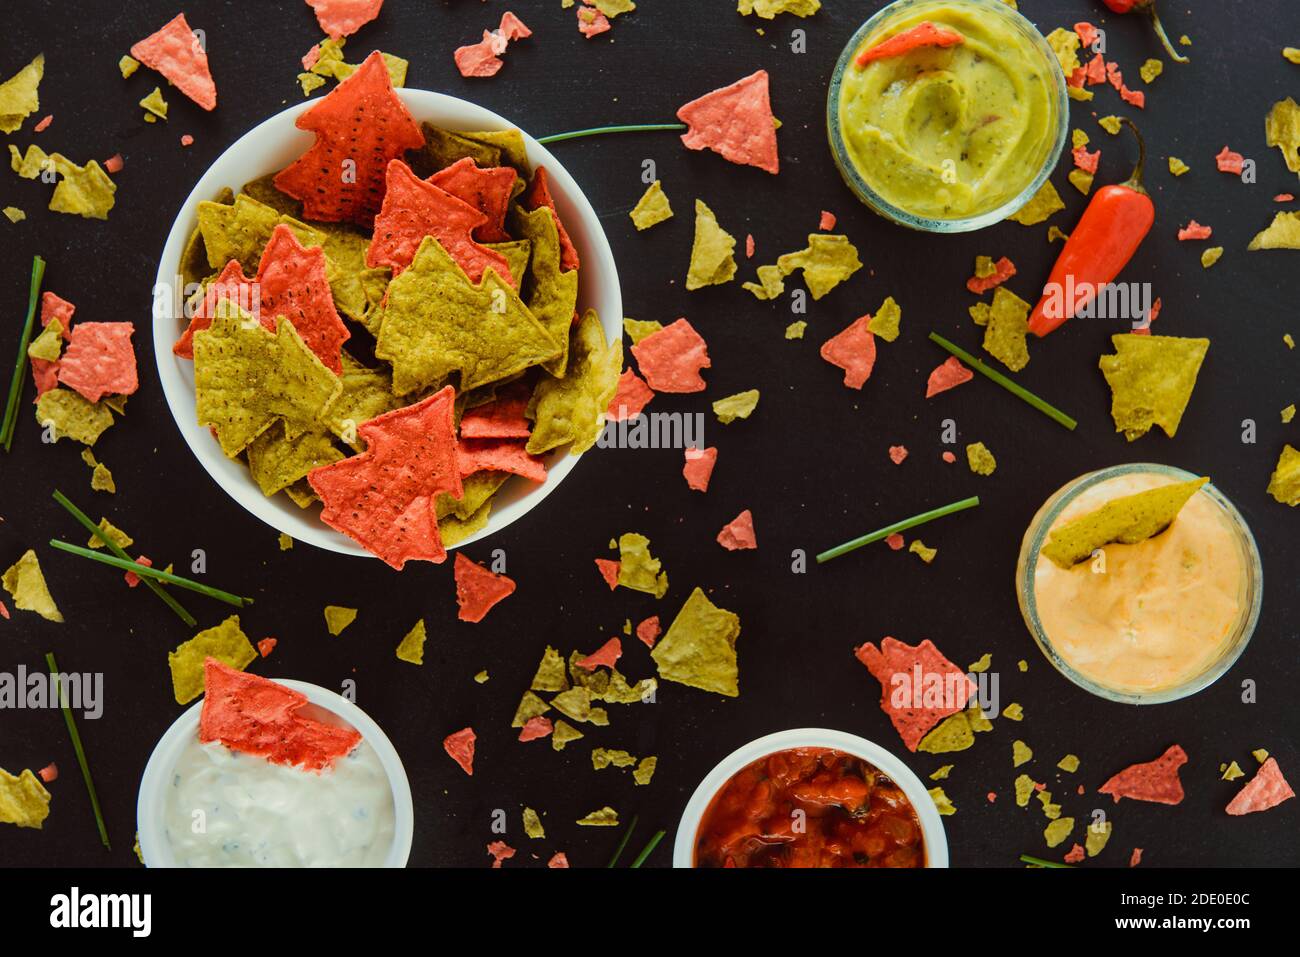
[153,90,622,557]
[136,678,414,867]
[672,728,949,868]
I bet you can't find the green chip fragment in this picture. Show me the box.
[1201,246,1223,268]
[930,764,953,781]
[629,180,673,230]
[1139,58,1163,83]
[1007,180,1064,226]
[1221,760,1244,781]
[1085,820,1112,857]
[2,550,62,622]
[522,807,545,839]
[36,389,114,446]
[623,318,663,345]
[324,605,358,636]
[168,615,257,705]
[140,87,168,120]
[616,533,669,597]
[87,518,132,551]
[968,653,991,673]
[551,719,583,750]
[685,199,737,290]
[512,691,551,728]
[1003,702,1024,721]
[576,807,619,826]
[395,619,427,664]
[784,320,806,340]
[1014,773,1036,807]
[966,441,997,476]
[1168,156,1190,176]
[867,296,901,342]
[928,787,956,816]
[909,540,936,563]
[633,756,658,786]
[712,389,760,424]
[651,587,742,697]
[918,711,974,754]
[982,286,1030,372]
[525,309,621,456]
[1058,754,1080,773]
[1269,444,1300,506]
[1044,817,1074,848]
[531,646,570,692]
[592,748,637,770]
[1099,115,1123,135]
[1013,739,1033,767]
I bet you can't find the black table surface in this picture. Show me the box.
[2,0,1297,869]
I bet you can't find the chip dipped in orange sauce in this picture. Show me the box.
[693,747,925,868]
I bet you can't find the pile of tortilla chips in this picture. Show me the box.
[173,55,618,567]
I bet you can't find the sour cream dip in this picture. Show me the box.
[1017,466,1261,702]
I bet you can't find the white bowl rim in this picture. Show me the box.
[671,727,949,868]
[152,88,623,558]
[136,678,414,868]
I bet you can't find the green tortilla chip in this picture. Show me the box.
[525,309,621,455]
[712,389,759,424]
[1267,444,1300,505]
[551,719,583,751]
[1007,179,1065,226]
[408,123,503,176]
[1221,760,1245,781]
[909,540,937,563]
[622,318,663,345]
[240,172,303,217]
[1248,211,1300,250]
[868,296,902,343]
[395,619,427,664]
[652,587,741,697]
[278,532,293,551]
[284,480,317,509]
[1068,169,1094,196]
[324,605,357,636]
[0,54,44,134]
[1099,334,1209,440]
[785,320,806,339]
[592,748,637,770]
[530,646,570,693]
[966,441,997,476]
[1042,477,1209,568]
[35,389,114,446]
[9,145,116,220]
[551,687,608,725]
[634,756,658,785]
[436,471,509,521]
[168,615,257,704]
[1058,754,1080,773]
[1037,790,1061,820]
[1013,739,1033,767]
[968,653,991,673]
[983,287,1030,371]
[2,549,62,622]
[686,199,737,290]
[459,129,530,174]
[511,690,551,728]
[630,180,673,230]
[616,533,669,597]
[1003,702,1024,721]
[576,807,619,827]
[323,354,404,451]
[196,193,322,272]
[775,234,862,300]
[1015,774,1036,807]
[27,318,62,362]
[930,765,953,781]
[1201,246,1223,268]
[918,711,975,753]
[0,767,51,829]
[1085,820,1112,857]
[374,236,558,396]
[1265,97,1300,176]
[510,206,579,376]
[928,787,956,816]
[1044,817,1074,849]
[245,422,344,497]
[742,263,786,300]
[522,807,545,839]
[90,462,115,493]
[140,87,168,120]
[87,518,132,551]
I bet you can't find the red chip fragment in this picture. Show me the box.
[454,552,517,623]
[1130,848,1143,867]
[1215,146,1245,174]
[444,727,476,776]
[717,509,757,550]
[57,322,138,403]
[130,13,217,111]
[636,616,661,649]
[577,4,611,38]
[520,168,580,272]
[745,234,755,258]
[888,445,908,465]
[819,210,837,231]
[820,315,877,389]
[486,840,515,868]
[1074,22,1100,49]
[1276,193,1296,202]
[257,637,277,658]
[180,134,194,147]
[199,658,363,772]
[1063,843,1085,864]
[1072,146,1100,174]
[1083,53,1106,86]
[33,115,51,133]
[1225,757,1295,816]
[459,381,532,439]
[631,318,710,392]
[274,51,424,226]
[941,451,957,464]
[854,637,976,752]
[925,356,973,398]
[683,445,718,492]
[30,359,59,400]
[453,12,531,77]
[308,387,463,569]
[966,256,1016,294]
[677,70,780,175]
[104,154,124,174]
[1177,220,1213,241]
[855,21,965,66]
[306,0,385,39]
[1098,744,1188,805]
[607,368,655,421]
[885,533,905,550]
[1118,85,1145,109]
[124,555,151,588]
[0,600,8,619]
[428,157,516,243]
[518,716,553,742]
[578,637,622,671]
[548,852,570,868]
[38,763,57,783]
[594,558,620,590]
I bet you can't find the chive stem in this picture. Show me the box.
[48,539,253,608]
[607,814,638,867]
[51,491,196,627]
[1020,854,1072,868]
[928,332,1077,431]
[45,652,110,850]
[816,496,980,564]
[630,829,666,868]
[1,254,47,451]
[537,123,685,145]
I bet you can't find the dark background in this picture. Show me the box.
[1,0,1296,869]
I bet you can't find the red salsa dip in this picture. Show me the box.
[694,747,925,868]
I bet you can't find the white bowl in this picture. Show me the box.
[152,90,623,557]
[136,679,414,867]
[672,728,949,868]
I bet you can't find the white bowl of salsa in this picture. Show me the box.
[673,728,948,868]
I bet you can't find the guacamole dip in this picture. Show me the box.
[835,0,1060,221]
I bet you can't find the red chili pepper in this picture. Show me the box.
[1028,118,1154,338]
[1101,0,1188,63]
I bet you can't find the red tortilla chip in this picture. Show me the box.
[820,315,877,389]
[520,168,580,272]
[454,30,508,78]
[1098,744,1188,805]
[275,52,425,226]
[888,445,908,465]
[454,552,517,623]
[966,256,1017,294]
[41,292,75,337]
[677,70,779,174]
[717,509,757,551]
[257,224,350,373]
[1074,21,1100,48]
[636,616,661,649]
[257,637,277,658]
[577,4,612,38]
[607,368,654,421]
[926,356,974,397]
[548,851,570,868]
[38,763,57,783]
[308,386,463,569]
[459,381,532,439]
[854,637,976,752]
[1225,757,1295,816]
[1177,220,1213,241]
[498,12,531,41]
[855,21,964,66]
[1106,61,1123,89]
[57,322,138,403]
[885,532,905,550]
[594,557,620,590]
[130,13,217,111]
[306,0,385,39]
[444,727,476,776]
[1215,146,1244,174]
[683,445,717,492]
[1119,85,1145,109]
[486,840,514,868]
[30,358,59,400]
[173,259,257,359]
[1072,146,1100,174]
[518,716,553,742]
[368,160,513,283]
[199,658,363,772]
[577,637,622,671]
[458,438,546,483]
[428,157,517,243]
[819,210,837,231]
[1084,53,1106,85]
[631,317,710,393]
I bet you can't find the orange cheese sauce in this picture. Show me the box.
[1033,473,1246,694]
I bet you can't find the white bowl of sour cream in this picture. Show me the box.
[137,680,413,867]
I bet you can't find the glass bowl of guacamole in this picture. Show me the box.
[828,0,1068,232]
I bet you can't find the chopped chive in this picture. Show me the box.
[629,829,666,868]
[51,491,196,627]
[1020,854,1072,868]
[816,496,980,564]
[929,332,1078,431]
[607,814,638,867]
[48,539,253,608]
[45,652,110,850]
[1,254,47,451]
[537,123,686,146]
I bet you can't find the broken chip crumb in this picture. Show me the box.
[965,441,996,476]
[908,540,936,563]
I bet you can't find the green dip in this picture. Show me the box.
[836,0,1060,221]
